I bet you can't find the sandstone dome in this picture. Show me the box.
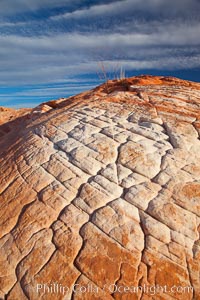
[0,75,200,300]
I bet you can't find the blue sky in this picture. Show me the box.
[0,0,200,108]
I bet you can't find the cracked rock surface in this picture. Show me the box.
[0,75,200,299]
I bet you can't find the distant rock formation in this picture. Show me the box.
[0,75,199,300]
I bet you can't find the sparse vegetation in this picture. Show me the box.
[97,61,126,92]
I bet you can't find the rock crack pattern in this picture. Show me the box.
[0,76,200,300]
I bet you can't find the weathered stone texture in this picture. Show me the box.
[0,75,200,299]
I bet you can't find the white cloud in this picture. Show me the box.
[0,0,199,108]
[0,20,199,86]
[0,0,199,18]
[0,20,199,54]
[51,0,134,20]
[51,0,200,20]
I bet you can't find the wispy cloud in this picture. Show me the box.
[0,0,199,108]
[0,21,199,83]
[51,0,200,20]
